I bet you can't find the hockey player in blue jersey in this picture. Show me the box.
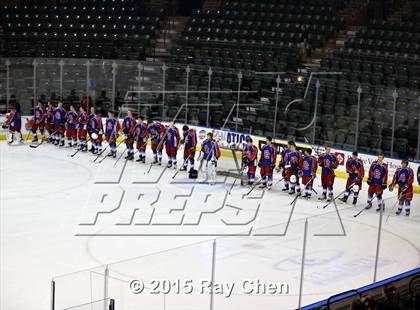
[105,110,121,158]
[122,110,136,160]
[147,120,165,165]
[279,142,292,191]
[258,136,277,189]
[134,115,148,163]
[284,141,303,195]
[318,146,338,201]
[301,148,318,199]
[52,102,66,146]
[389,159,414,216]
[339,151,365,205]
[164,123,180,169]
[180,125,197,172]
[198,132,221,185]
[66,105,78,147]
[242,137,258,186]
[366,153,388,211]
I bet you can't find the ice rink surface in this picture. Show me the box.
[1,140,419,310]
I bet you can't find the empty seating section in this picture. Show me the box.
[165,0,348,137]
[317,5,420,158]
[0,0,164,60]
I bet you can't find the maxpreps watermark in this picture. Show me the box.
[129,279,290,298]
[75,159,271,236]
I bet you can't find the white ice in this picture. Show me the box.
[1,140,419,310]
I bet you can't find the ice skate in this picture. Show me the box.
[339,196,348,203]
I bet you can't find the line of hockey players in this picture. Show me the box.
[2,102,415,215]
[242,136,415,216]
[2,101,221,180]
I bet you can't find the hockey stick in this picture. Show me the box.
[69,135,91,157]
[113,149,127,167]
[97,139,125,164]
[228,178,237,195]
[385,187,409,223]
[353,193,377,218]
[172,155,192,179]
[245,179,263,196]
[145,161,153,174]
[289,175,316,205]
[320,182,355,209]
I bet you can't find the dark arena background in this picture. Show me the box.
[0,1,419,310]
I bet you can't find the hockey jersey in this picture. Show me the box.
[53,107,66,125]
[346,158,364,180]
[4,108,22,127]
[392,167,414,189]
[78,111,88,130]
[285,150,302,172]
[201,139,221,161]
[280,147,291,168]
[242,145,258,166]
[165,126,180,147]
[319,153,338,175]
[134,121,148,142]
[147,122,165,141]
[260,144,277,166]
[89,115,103,134]
[368,161,388,185]
[183,128,197,149]
[46,106,54,124]
[33,105,45,124]
[302,155,318,177]
[122,116,136,135]
[105,117,120,137]
[66,111,79,128]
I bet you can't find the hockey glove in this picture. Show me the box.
[388,185,394,192]
[258,162,262,168]
[270,163,276,169]
[367,177,372,185]
[382,183,387,190]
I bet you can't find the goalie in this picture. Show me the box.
[242,137,258,186]
[198,132,221,185]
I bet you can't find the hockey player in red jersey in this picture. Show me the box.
[30,101,46,143]
[164,123,180,169]
[301,148,318,199]
[134,115,148,163]
[122,110,136,160]
[242,137,258,186]
[318,146,338,201]
[258,136,277,189]
[78,106,89,151]
[2,102,23,144]
[339,151,365,205]
[389,159,414,216]
[366,153,388,212]
[180,125,197,172]
[66,105,79,147]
